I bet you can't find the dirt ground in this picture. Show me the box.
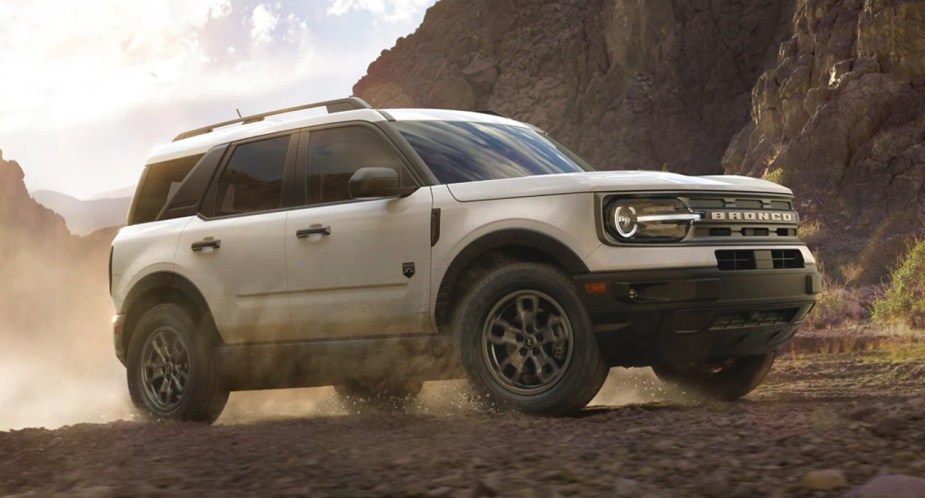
[1,347,924,498]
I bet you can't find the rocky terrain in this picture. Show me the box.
[355,0,925,286]
[1,351,924,497]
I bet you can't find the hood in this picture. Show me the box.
[445,171,792,202]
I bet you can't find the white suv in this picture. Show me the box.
[110,97,819,422]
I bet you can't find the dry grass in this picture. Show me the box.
[802,278,872,330]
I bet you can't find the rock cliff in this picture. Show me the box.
[724,0,925,283]
[355,0,795,175]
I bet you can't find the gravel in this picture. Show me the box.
[1,350,923,497]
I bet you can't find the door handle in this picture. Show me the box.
[191,238,221,251]
[296,226,332,238]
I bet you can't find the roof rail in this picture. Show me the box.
[172,97,373,142]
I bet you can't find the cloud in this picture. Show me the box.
[250,4,280,45]
[0,0,317,133]
[326,0,434,24]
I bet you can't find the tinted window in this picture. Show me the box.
[214,135,291,216]
[129,154,203,225]
[394,121,593,184]
[307,126,405,204]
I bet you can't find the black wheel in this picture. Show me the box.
[652,352,776,401]
[456,262,609,416]
[127,303,228,423]
[334,378,423,411]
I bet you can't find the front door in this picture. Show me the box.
[286,124,434,340]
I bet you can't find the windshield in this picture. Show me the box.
[393,120,594,184]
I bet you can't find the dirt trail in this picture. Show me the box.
[1,350,923,497]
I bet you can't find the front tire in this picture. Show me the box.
[127,303,228,423]
[652,352,776,401]
[457,262,609,416]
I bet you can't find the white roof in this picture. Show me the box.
[146,108,526,165]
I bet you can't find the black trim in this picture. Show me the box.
[434,229,589,327]
[120,272,216,360]
[430,208,441,246]
[574,265,820,366]
[156,145,228,222]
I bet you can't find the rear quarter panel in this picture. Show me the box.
[110,217,193,312]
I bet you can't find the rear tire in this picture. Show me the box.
[456,262,609,416]
[652,352,776,401]
[127,303,228,423]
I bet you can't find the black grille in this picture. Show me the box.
[687,195,798,242]
[716,249,804,270]
[711,308,799,330]
[716,250,756,270]
[770,249,804,269]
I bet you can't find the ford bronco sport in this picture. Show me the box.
[110,97,819,422]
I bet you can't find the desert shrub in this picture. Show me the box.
[803,278,870,329]
[873,238,925,328]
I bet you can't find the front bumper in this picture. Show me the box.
[574,265,820,366]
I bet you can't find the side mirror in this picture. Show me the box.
[349,167,418,198]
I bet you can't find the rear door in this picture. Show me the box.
[175,132,297,344]
[285,124,434,340]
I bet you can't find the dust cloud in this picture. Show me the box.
[0,227,671,430]
[0,234,132,431]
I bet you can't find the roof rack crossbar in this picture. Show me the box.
[172,97,373,142]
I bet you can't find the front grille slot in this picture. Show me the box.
[741,227,769,237]
[716,249,804,270]
[716,250,756,270]
[770,249,804,269]
[710,308,799,330]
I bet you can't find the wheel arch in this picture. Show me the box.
[434,229,589,330]
[121,272,220,355]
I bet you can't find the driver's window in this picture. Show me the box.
[307,126,405,205]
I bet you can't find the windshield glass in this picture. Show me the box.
[393,120,594,184]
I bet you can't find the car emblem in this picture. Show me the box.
[402,262,415,279]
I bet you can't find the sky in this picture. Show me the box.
[0,0,437,199]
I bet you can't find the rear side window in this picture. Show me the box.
[214,135,291,216]
[129,154,203,225]
[306,126,406,204]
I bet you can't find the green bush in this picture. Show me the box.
[761,168,784,185]
[873,238,925,328]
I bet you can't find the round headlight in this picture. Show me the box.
[605,198,701,243]
[613,205,639,238]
